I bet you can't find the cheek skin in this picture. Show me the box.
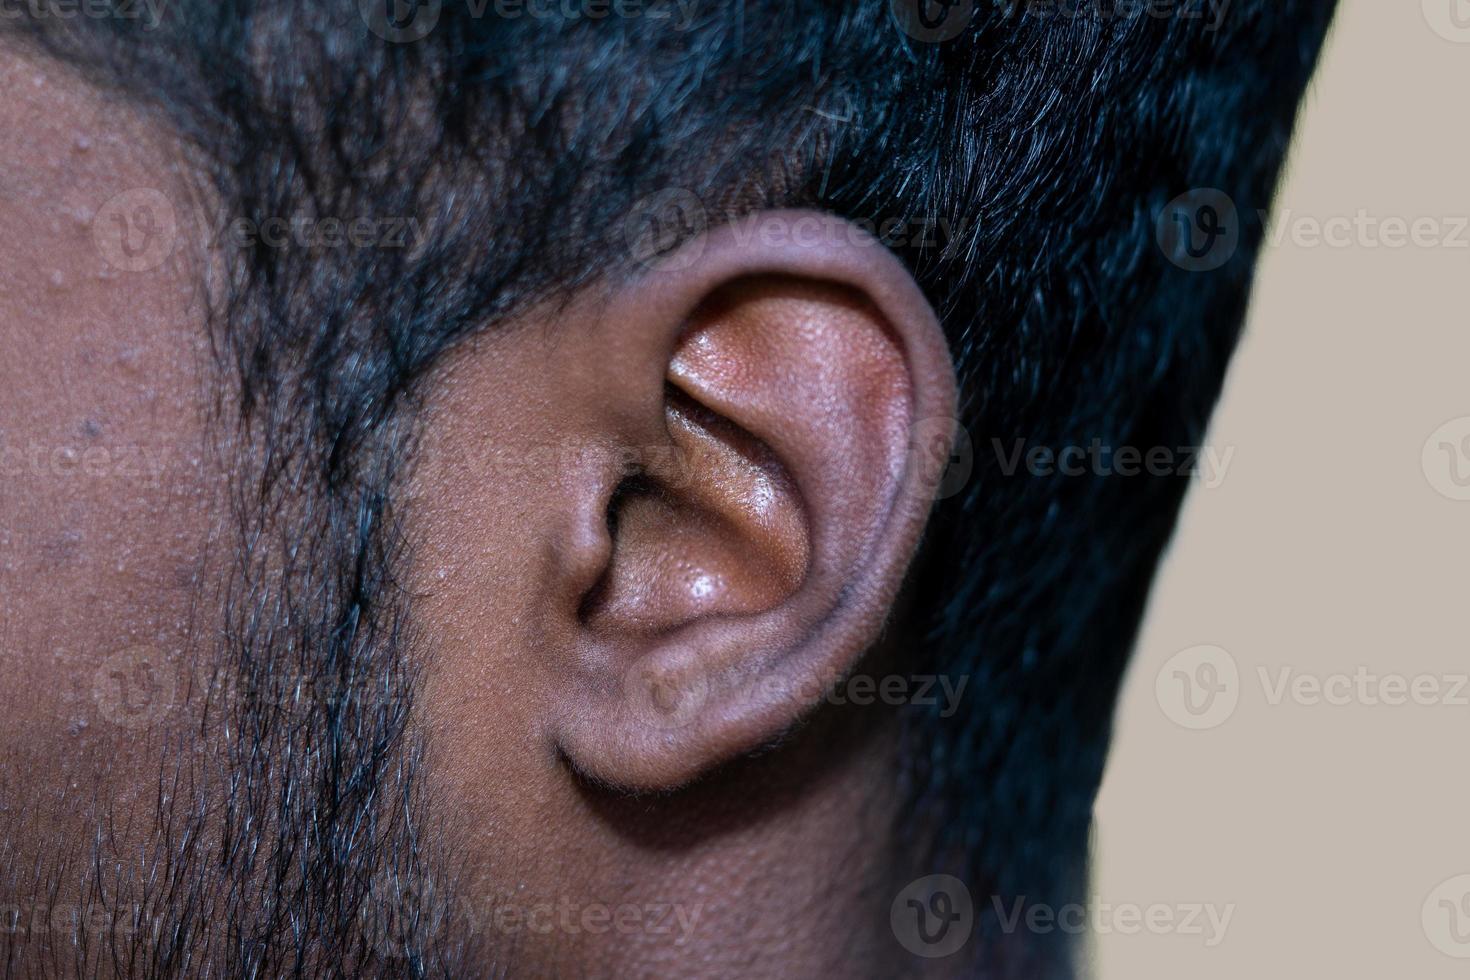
[0,52,222,845]
[403,328,586,899]
[407,311,715,964]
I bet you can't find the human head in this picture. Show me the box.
[0,2,1335,976]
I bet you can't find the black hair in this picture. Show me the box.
[2,1,1337,976]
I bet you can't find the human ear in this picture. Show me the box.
[416,211,959,793]
[525,211,958,791]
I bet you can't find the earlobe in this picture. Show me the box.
[551,211,958,792]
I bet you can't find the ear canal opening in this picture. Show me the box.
[577,471,655,624]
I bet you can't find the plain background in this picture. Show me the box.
[1091,0,1470,976]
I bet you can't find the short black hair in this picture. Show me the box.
[5,1,1337,975]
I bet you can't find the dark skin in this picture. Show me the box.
[0,47,224,876]
[0,47,963,978]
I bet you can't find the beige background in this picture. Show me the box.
[1092,0,1470,976]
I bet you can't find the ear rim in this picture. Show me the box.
[550,209,959,793]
